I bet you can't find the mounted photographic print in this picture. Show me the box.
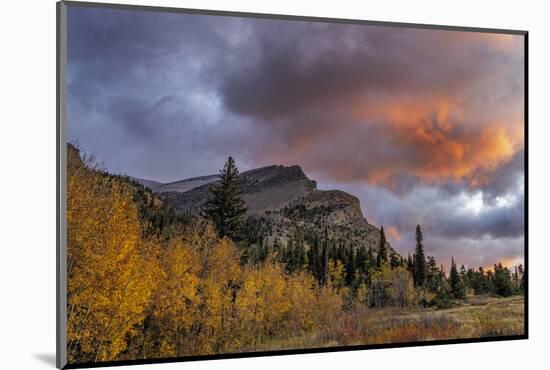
[56,1,528,368]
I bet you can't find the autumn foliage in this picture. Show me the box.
[67,153,346,363]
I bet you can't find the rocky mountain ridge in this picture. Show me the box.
[133,164,395,256]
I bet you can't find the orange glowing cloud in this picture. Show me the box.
[344,89,523,189]
[386,226,402,241]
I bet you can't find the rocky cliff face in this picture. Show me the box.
[133,164,394,256]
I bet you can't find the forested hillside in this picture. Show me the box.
[140,161,401,276]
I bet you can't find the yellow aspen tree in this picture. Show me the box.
[328,259,346,292]
[67,170,159,362]
[147,239,200,358]
[284,272,318,335]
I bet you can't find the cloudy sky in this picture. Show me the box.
[67,5,525,269]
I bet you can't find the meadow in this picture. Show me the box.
[257,295,525,351]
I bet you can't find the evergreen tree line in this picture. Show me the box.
[403,225,524,306]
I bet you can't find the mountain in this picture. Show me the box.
[133,165,395,256]
[128,176,164,191]
[155,165,316,215]
[152,174,220,193]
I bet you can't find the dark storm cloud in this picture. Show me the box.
[221,24,488,119]
[477,150,525,204]
[67,6,525,267]
[67,7,264,180]
[68,6,232,81]
[219,23,524,189]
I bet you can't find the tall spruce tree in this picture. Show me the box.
[413,225,427,287]
[518,264,525,293]
[293,237,306,272]
[307,235,321,280]
[204,156,248,242]
[449,257,465,299]
[355,246,368,276]
[376,226,388,268]
[493,263,513,297]
[321,228,329,285]
[344,245,356,286]
[407,253,413,273]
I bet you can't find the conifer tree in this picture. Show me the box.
[257,236,268,263]
[518,264,525,293]
[376,226,388,269]
[364,246,375,285]
[321,229,329,285]
[413,225,427,287]
[407,253,413,273]
[204,156,248,242]
[355,246,368,276]
[493,263,513,297]
[283,239,294,273]
[293,237,306,272]
[307,235,320,280]
[459,264,471,290]
[449,257,465,299]
[513,265,519,290]
[345,245,356,286]
[426,256,438,292]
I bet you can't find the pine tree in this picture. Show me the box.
[283,239,294,273]
[364,246,375,285]
[307,235,320,280]
[344,245,356,286]
[321,229,329,285]
[459,264,470,291]
[493,263,513,297]
[513,265,519,290]
[376,226,388,269]
[257,236,268,263]
[204,156,248,242]
[426,256,438,292]
[293,237,306,272]
[413,225,427,287]
[355,246,367,276]
[449,257,465,299]
[518,264,525,293]
[407,253,413,273]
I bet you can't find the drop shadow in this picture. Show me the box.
[34,353,56,367]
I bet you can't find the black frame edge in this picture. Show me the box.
[63,335,528,369]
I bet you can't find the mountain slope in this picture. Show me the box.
[128,176,164,191]
[154,174,220,193]
[134,165,394,256]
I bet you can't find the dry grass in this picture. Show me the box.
[255,295,525,351]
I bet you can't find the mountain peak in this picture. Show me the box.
[240,164,317,194]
